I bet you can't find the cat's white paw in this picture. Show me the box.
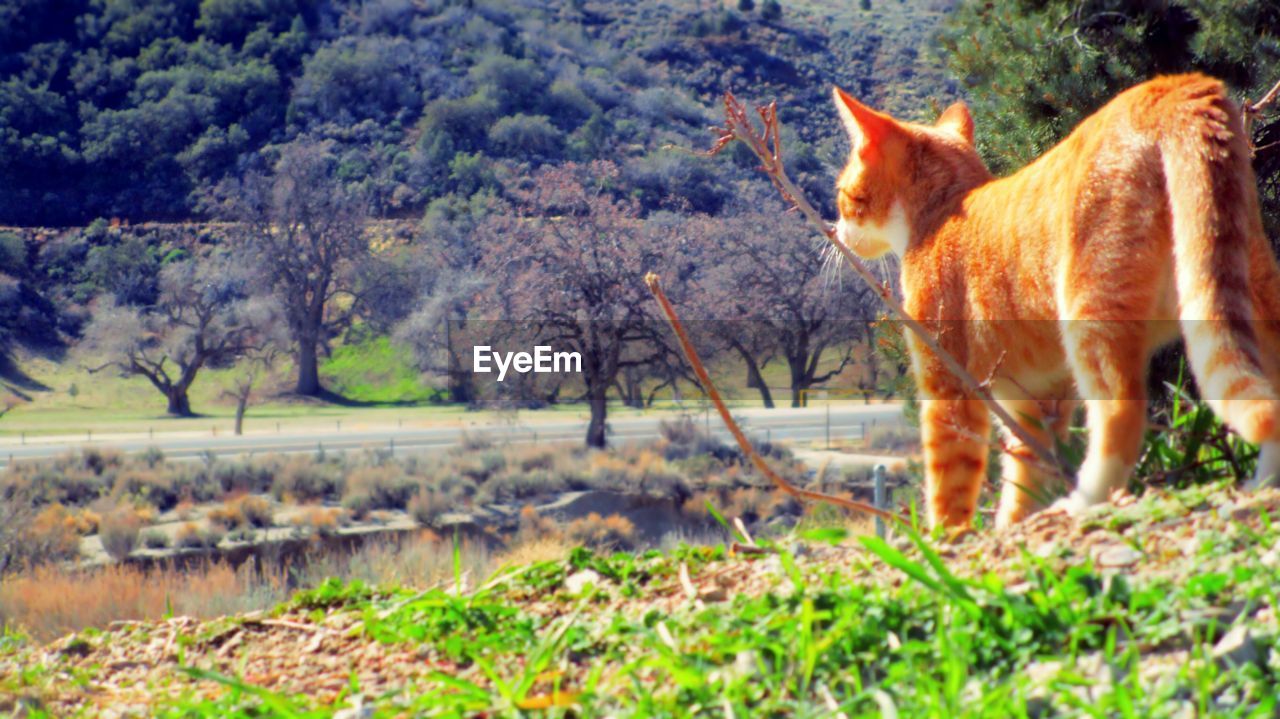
[1246,442,1280,491]
[1045,491,1095,518]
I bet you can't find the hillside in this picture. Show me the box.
[0,0,956,226]
[4,482,1278,716]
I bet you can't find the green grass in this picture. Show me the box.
[0,331,878,438]
[6,484,1278,717]
[319,336,442,404]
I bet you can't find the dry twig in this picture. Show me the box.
[1244,76,1280,156]
[706,93,1065,479]
[646,272,906,525]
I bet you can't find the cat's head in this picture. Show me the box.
[832,87,978,259]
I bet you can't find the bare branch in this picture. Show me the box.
[646,273,906,526]
[1244,75,1280,156]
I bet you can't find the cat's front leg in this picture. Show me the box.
[920,396,991,529]
[1057,398,1147,514]
[994,397,1078,528]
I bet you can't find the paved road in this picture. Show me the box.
[0,405,904,467]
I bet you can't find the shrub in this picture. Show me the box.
[206,503,244,530]
[141,529,170,549]
[658,415,702,445]
[168,463,221,504]
[0,231,24,274]
[272,457,343,503]
[566,512,636,551]
[99,505,143,561]
[175,522,223,550]
[69,508,101,535]
[293,507,345,537]
[516,505,560,542]
[113,468,177,511]
[487,114,565,161]
[138,446,165,467]
[459,432,493,452]
[213,460,274,495]
[209,495,274,530]
[237,495,274,528]
[342,465,415,517]
[409,491,446,528]
[27,504,82,563]
[864,425,921,454]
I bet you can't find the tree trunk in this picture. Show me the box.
[166,388,192,417]
[295,333,321,396]
[585,385,608,448]
[234,396,248,435]
[743,355,774,408]
[789,358,806,407]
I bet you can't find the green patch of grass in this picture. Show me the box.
[319,335,442,404]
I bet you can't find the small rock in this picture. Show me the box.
[1032,541,1060,559]
[333,695,373,719]
[564,569,603,595]
[1095,544,1142,568]
[1211,625,1260,668]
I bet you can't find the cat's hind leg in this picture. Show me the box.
[1247,234,1280,488]
[920,395,991,530]
[1060,320,1150,511]
[994,397,1078,529]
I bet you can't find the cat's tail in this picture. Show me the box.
[1160,75,1280,444]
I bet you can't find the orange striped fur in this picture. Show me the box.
[832,74,1280,530]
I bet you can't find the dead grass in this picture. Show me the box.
[566,512,638,551]
[0,528,565,643]
[493,535,572,568]
[0,561,291,642]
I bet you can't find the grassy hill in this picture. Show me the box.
[3,481,1278,716]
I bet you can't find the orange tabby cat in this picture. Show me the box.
[832,74,1280,530]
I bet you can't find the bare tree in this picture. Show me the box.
[215,140,370,396]
[79,252,269,416]
[394,271,488,404]
[222,352,276,435]
[473,162,682,448]
[702,203,877,406]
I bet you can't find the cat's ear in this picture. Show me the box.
[935,101,974,145]
[833,86,892,153]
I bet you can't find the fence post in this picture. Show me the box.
[825,403,830,450]
[874,464,887,539]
